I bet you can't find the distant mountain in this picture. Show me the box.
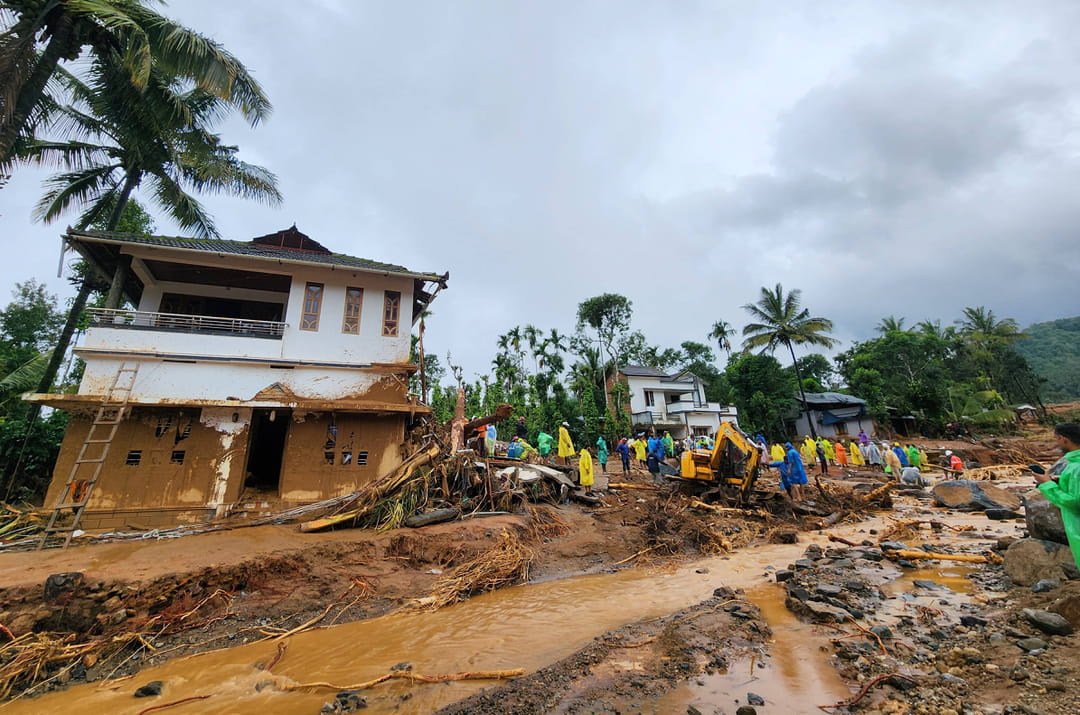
[1016,316,1080,403]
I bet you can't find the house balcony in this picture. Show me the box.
[80,307,288,362]
[666,401,736,416]
[631,410,684,427]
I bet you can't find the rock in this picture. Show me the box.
[880,541,908,552]
[932,481,1022,511]
[995,535,1018,551]
[774,569,794,583]
[772,529,798,544]
[736,707,757,715]
[1049,594,1080,625]
[333,689,367,712]
[816,584,843,597]
[1004,539,1078,586]
[845,580,867,592]
[43,572,84,601]
[1021,608,1073,636]
[794,558,813,570]
[799,600,853,622]
[1024,489,1068,545]
[986,508,1023,520]
[1032,579,1061,594]
[747,692,766,706]
[134,681,163,697]
[1016,637,1048,652]
[870,625,893,641]
[913,579,942,590]
[687,707,703,715]
[788,586,811,602]
[960,615,988,628]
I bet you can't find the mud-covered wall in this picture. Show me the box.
[278,412,406,502]
[44,407,246,515]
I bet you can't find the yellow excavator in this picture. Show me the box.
[677,422,763,505]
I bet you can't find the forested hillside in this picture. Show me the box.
[1016,317,1080,402]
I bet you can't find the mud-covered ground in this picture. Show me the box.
[2,423,1077,711]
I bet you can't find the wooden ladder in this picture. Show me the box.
[37,361,140,550]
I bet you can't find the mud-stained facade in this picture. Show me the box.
[30,227,447,529]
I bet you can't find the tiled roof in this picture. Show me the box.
[67,229,442,279]
[619,365,670,377]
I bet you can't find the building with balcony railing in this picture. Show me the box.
[616,366,738,439]
[27,226,448,528]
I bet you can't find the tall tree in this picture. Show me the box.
[741,284,837,439]
[708,319,735,357]
[876,316,907,334]
[0,0,271,163]
[577,293,632,409]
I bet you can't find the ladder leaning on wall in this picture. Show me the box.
[37,361,140,550]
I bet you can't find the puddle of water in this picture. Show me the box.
[883,565,978,596]
[2,541,817,715]
[653,581,852,714]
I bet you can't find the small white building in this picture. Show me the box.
[29,226,447,529]
[616,366,738,438]
[790,391,875,440]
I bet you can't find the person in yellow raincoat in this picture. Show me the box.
[848,440,864,466]
[801,437,816,463]
[823,439,835,463]
[770,443,786,462]
[558,421,575,466]
[631,436,647,465]
[579,447,595,494]
[835,442,848,466]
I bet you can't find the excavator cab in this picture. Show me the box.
[678,422,763,505]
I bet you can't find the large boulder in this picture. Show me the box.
[1004,539,1078,586]
[1024,489,1068,545]
[932,480,1022,511]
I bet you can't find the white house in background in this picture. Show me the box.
[790,391,876,439]
[615,366,738,438]
[27,226,447,529]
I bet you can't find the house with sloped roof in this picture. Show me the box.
[615,366,738,438]
[27,226,447,529]
[789,391,876,440]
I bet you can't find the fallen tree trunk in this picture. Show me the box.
[689,499,770,518]
[861,482,893,503]
[299,442,441,532]
[882,548,993,564]
[449,388,467,453]
[462,404,514,434]
[607,482,659,491]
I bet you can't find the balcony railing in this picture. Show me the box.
[631,410,683,426]
[87,308,287,339]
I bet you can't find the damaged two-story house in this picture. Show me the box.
[27,226,447,530]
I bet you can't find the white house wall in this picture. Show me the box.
[78,357,394,403]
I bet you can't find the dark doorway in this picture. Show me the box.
[245,409,291,491]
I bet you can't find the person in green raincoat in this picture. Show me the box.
[662,431,674,458]
[579,447,595,494]
[537,431,554,461]
[823,439,835,463]
[906,444,921,469]
[596,436,609,474]
[1035,423,1080,572]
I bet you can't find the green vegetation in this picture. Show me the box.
[1014,317,1080,402]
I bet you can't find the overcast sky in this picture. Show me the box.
[2,0,1080,381]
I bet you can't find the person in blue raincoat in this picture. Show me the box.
[783,441,809,501]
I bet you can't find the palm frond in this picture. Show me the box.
[0,350,52,400]
[33,163,120,223]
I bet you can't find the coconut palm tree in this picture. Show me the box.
[741,283,837,439]
[957,306,1027,346]
[0,0,270,163]
[708,320,735,357]
[14,61,279,402]
[876,316,907,334]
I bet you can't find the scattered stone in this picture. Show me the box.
[1016,637,1048,652]
[815,584,843,597]
[1009,665,1030,681]
[134,681,163,698]
[1049,594,1080,625]
[798,600,853,622]
[913,580,942,590]
[1042,679,1066,692]
[1003,539,1078,586]
[870,625,893,641]
[43,572,84,601]
[897,560,916,569]
[794,559,814,570]
[986,508,1023,520]
[687,707,703,715]
[789,587,811,602]
[988,633,1007,645]
[1021,608,1073,636]
[845,580,867,592]
[1024,489,1068,545]
[940,672,966,684]
[960,615,988,628]
[995,535,1018,551]
[932,481,1022,511]
[735,707,757,715]
[1031,579,1061,594]
[774,569,794,583]
[772,529,798,544]
[747,692,765,706]
[880,541,908,552]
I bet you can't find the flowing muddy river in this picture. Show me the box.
[5,538,845,714]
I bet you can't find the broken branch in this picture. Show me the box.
[136,695,213,715]
[882,548,993,564]
[282,668,525,692]
[818,673,917,711]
